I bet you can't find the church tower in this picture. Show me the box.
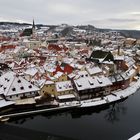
[32,19,36,38]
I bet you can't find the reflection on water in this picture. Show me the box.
[8,90,140,140]
[10,101,126,124]
[104,102,127,123]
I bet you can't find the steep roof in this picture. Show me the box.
[20,28,32,36]
[89,50,114,62]
[90,50,109,59]
[32,19,35,30]
[0,71,39,97]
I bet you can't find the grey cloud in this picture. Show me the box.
[107,18,138,22]
[0,0,140,29]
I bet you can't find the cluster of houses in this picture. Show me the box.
[0,21,139,110]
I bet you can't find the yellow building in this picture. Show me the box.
[53,72,68,82]
[40,81,55,96]
[40,80,74,97]
[55,80,74,96]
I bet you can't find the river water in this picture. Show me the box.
[8,89,140,140]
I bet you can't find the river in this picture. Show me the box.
[7,89,140,140]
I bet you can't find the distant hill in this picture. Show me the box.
[0,22,31,26]
[0,21,140,39]
[117,30,140,39]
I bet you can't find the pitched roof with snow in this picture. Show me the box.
[24,67,38,76]
[0,71,39,97]
[86,66,102,75]
[74,75,112,91]
[55,81,73,92]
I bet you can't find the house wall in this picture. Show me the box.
[6,91,38,101]
[55,74,68,82]
[129,70,137,83]
[25,41,41,49]
[114,60,127,71]
[101,63,115,75]
[77,86,110,100]
[56,90,74,97]
[40,84,55,96]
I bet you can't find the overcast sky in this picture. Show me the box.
[0,0,140,30]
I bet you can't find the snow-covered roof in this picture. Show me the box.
[55,81,73,92]
[34,79,46,88]
[24,67,38,76]
[43,63,56,72]
[126,69,136,77]
[114,55,125,61]
[125,57,135,67]
[68,73,76,79]
[13,47,21,54]
[0,54,6,60]
[0,99,15,108]
[70,63,84,70]
[54,71,64,79]
[74,76,112,91]
[0,71,39,97]
[45,80,54,85]
[86,66,102,75]
[102,61,114,65]
[109,74,125,83]
[77,71,89,78]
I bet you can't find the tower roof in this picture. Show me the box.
[32,19,35,29]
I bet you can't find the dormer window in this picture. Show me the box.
[85,74,88,77]
[97,78,102,84]
[76,82,82,87]
[58,86,62,89]
[29,85,32,89]
[3,87,6,91]
[17,79,21,83]
[81,75,84,78]
[88,80,94,85]
[0,84,3,87]
[5,78,9,82]
[20,86,24,90]
[12,87,16,91]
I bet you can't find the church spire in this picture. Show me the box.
[32,19,36,38]
[32,19,35,30]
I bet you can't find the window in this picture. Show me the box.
[77,82,82,87]
[17,79,21,83]
[12,87,16,91]
[29,85,32,89]
[88,80,94,85]
[58,86,62,89]
[20,86,24,90]
[16,95,18,97]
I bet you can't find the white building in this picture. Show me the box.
[0,71,40,101]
